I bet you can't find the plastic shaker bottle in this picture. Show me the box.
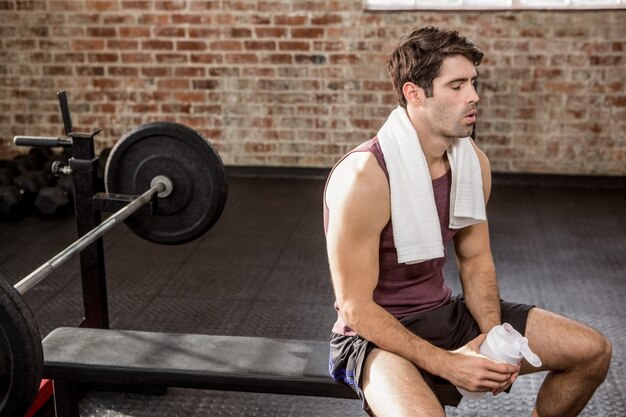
[458,323,542,400]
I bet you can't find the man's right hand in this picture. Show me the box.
[440,333,520,396]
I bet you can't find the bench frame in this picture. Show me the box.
[42,327,359,417]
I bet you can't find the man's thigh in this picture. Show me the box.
[362,348,445,417]
[520,307,610,375]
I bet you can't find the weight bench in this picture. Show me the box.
[42,327,461,416]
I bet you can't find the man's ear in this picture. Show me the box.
[402,82,425,106]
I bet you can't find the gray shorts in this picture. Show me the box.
[328,296,533,413]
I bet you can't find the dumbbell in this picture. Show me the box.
[0,185,24,216]
[28,147,54,170]
[0,167,15,186]
[34,186,71,217]
[13,171,53,202]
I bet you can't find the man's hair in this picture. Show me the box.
[387,26,484,107]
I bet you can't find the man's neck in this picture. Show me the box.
[407,110,452,175]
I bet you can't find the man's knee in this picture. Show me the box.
[586,330,612,382]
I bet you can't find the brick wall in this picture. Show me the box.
[1,1,624,175]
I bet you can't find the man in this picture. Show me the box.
[323,26,611,417]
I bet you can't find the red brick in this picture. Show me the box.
[142,67,170,77]
[363,81,391,91]
[121,53,152,63]
[131,103,159,113]
[174,91,205,103]
[49,1,84,11]
[169,13,201,24]
[279,41,310,51]
[108,66,139,77]
[329,54,359,65]
[94,103,117,113]
[544,82,577,94]
[311,14,342,25]
[156,1,188,10]
[210,40,242,51]
[312,41,345,52]
[88,53,119,63]
[244,40,276,51]
[39,40,70,50]
[188,27,221,38]
[274,15,307,25]
[190,54,223,64]
[260,54,292,64]
[225,54,258,64]
[121,1,151,9]
[107,40,139,50]
[30,52,52,63]
[42,66,73,76]
[604,96,626,107]
[255,27,287,38]
[291,28,324,38]
[5,39,36,49]
[155,27,186,37]
[142,40,174,50]
[533,68,564,79]
[259,1,285,12]
[92,79,120,89]
[189,1,220,11]
[193,80,220,90]
[53,53,85,63]
[87,27,117,37]
[155,53,188,63]
[137,14,169,25]
[177,41,207,51]
[16,1,46,10]
[0,26,17,37]
[76,66,105,76]
[119,27,150,38]
[85,1,119,11]
[175,67,206,77]
[291,1,319,11]
[158,79,190,89]
[208,67,240,77]
[222,1,255,11]
[243,67,276,77]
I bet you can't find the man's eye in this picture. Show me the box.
[451,85,461,90]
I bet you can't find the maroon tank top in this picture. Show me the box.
[324,137,458,336]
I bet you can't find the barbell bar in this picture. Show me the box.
[14,177,168,295]
[1,120,228,416]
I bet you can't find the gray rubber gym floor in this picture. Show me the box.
[1,174,625,416]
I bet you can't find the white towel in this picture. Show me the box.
[377,106,486,264]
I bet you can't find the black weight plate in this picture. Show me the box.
[105,122,227,245]
[0,278,43,417]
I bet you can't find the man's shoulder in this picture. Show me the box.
[326,150,389,210]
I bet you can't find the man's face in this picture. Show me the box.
[423,55,479,139]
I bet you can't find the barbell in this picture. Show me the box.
[1,121,228,416]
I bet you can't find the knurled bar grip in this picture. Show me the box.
[14,182,165,295]
[14,136,72,147]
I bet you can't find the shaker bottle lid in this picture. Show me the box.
[516,338,542,367]
[491,323,524,360]
[492,324,542,367]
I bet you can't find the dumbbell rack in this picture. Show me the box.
[15,91,111,330]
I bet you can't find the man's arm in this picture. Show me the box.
[452,142,519,394]
[454,140,500,333]
[326,152,450,375]
[326,151,517,393]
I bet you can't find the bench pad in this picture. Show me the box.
[42,327,357,399]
